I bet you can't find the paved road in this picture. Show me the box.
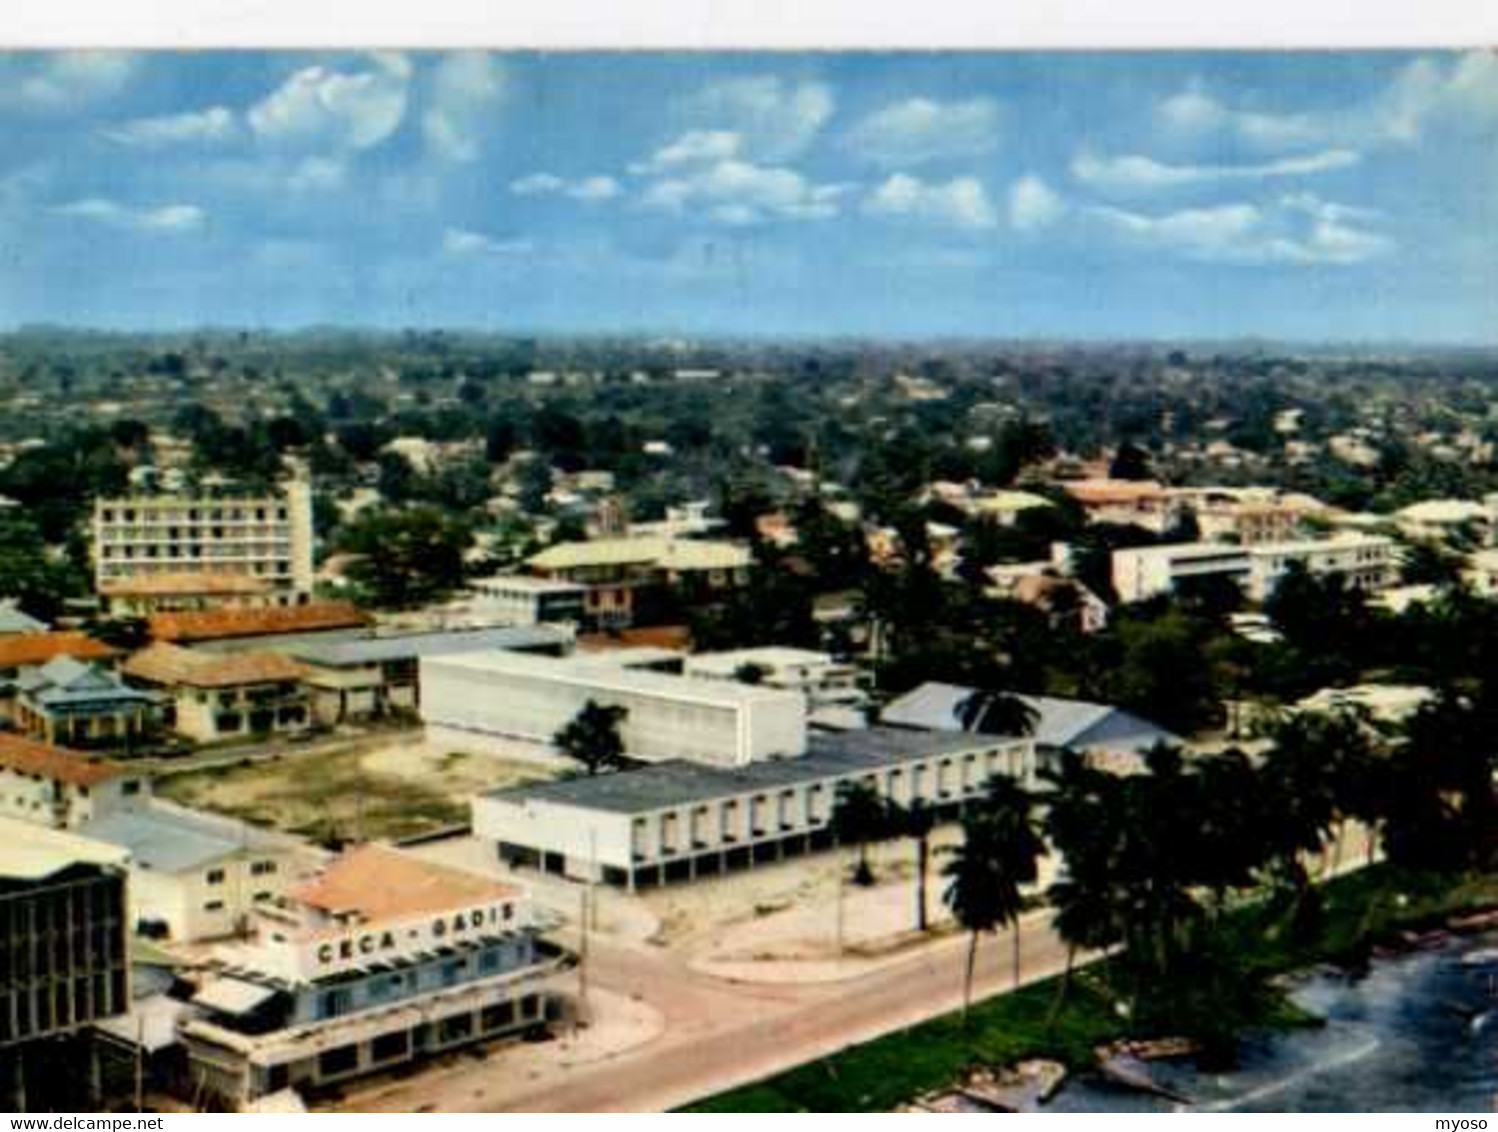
[343,907,1076,1113]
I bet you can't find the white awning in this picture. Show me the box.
[194,976,277,1015]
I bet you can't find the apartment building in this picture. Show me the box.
[526,535,750,630]
[474,728,1036,889]
[0,819,131,1111]
[1111,533,1396,604]
[92,477,315,615]
[123,643,311,743]
[466,575,588,627]
[176,845,570,1107]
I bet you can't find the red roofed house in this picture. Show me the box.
[0,732,147,829]
[147,600,369,647]
[124,642,312,743]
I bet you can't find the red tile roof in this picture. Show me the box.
[124,642,307,688]
[0,632,118,669]
[147,601,368,643]
[0,733,124,787]
[290,844,518,922]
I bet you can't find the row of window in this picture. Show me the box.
[99,507,289,523]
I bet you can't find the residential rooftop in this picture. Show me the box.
[0,732,126,787]
[147,601,368,644]
[124,642,306,688]
[80,800,298,873]
[286,625,572,667]
[0,631,118,670]
[528,534,750,573]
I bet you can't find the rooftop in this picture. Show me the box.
[0,600,46,636]
[147,601,368,643]
[469,574,588,595]
[80,800,299,873]
[487,727,1010,815]
[289,843,517,923]
[124,642,306,688]
[0,816,129,881]
[429,649,800,711]
[528,535,750,573]
[0,631,117,670]
[881,682,1178,753]
[287,625,572,667]
[0,733,126,787]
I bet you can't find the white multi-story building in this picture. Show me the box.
[1112,533,1396,604]
[465,575,588,627]
[92,477,315,614]
[422,650,807,767]
[474,727,1036,889]
[683,646,869,723]
[177,844,570,1108]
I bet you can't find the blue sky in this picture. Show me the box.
[0,50,1494,342]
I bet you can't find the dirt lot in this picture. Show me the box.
[157,735,557,843]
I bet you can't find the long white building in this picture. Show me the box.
[1112,533,1396,604]
[421,650,807,767]
[473,727,1037,889]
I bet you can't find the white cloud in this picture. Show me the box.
[442,227,534,257]
[422,52,507,163]
[103,106,237,147]
[510,173,621,203]
[285,157,347,193]
[630,129,742,174]
[845,97,999,165]
[53,197,204,233]
[864,173,998,230]
[1158,52,1498,153]
[1088,193,1393,266]
[1008,175,1065,231]
[1072,148,1361,191]
[248,56,409,152]
[640,159,850,225]
[684,76,833,160]
[6,52,138,111]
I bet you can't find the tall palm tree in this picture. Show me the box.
[895,798,938,932]
[955,688,1039,738]
[942,777,1046,1022]
[829,780,893,886]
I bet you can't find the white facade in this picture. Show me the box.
[466,575,587,627]
[683,647,867,713]
[1112,534,1396,604]
[92,477,315,612]
[421,651,807,767]
[474,731,1037,887]
[0,766,143,830]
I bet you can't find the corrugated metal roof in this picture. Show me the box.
[880,682,1176,753]
[81,801,294,874]
[287,625,571,667]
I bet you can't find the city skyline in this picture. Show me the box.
[2,50,1495,342]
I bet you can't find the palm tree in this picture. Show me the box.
[829,781,893,886]
[955,688,1038,738]
[942,777,1046,1022]
[895,798,938,932]
[552,699,629,776]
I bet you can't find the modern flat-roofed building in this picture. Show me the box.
[92,477,315,615]
[80,800,320,942]
[1111,533,1395,604]
[287,625,573,726]
[474,727,1036,889]
[422,649,807,768]
[683,646,869,723]
[176,844,570,1108]
[0,818,131,1110]
[466,575,587,627]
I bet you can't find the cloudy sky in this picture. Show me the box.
[1,50,1494,342]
